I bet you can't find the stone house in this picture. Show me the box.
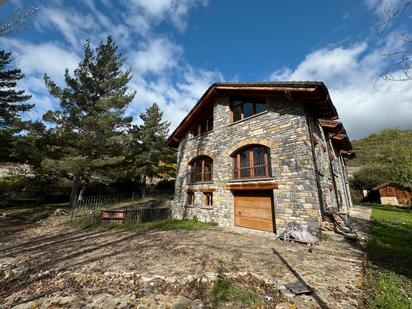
[166,82,354,234]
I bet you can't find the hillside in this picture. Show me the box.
[347,128,412,168]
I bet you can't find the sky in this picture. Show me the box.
[1,0,412,140]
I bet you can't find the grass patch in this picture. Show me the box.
[210,261,274,308]
[366,204,412,308]
[67,215,218,230]
[211,262,261,308]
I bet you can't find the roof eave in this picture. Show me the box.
[167,82,339,147]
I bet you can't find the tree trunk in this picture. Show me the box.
[70,175,80,218]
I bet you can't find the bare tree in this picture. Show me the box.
[373,1,412,81]
[0,0,37,36]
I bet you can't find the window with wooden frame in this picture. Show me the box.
[230,99,267,122]
[203,192,213,206]
[190,156,213,183]
[190,110,213,137]
[232,145,271,179]
[186,192,194,205]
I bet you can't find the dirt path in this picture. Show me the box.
[0,206,371,308]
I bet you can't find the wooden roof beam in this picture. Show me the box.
[215,86,318,92]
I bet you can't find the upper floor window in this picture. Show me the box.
[190,110,213,137]
[231,99,267,122]
[232,145,271,179]
[190,156,213,183]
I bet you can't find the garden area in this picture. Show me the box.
[364,204,412,309]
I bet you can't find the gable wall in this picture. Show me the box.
[307,114,354,213]
[173,94,324,233]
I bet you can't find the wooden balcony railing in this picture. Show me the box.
[190,171,213,184]
[232,164,270,180]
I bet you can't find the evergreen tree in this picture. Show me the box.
[129,103,176,196]
[12,120,64,199]
[0,50,32,128]
[0,50,32,162]
[42,36,135,209]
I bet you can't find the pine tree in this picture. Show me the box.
[0,50,32,162]
[129,103,176,196]
[0,50,32,128]
[42,36,135,209]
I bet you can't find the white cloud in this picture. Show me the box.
[37,6,97,48]
[1,0,217,132]
[0,38,80,84]
[270,42,412,139]
[131,37,183,75]
[23,93,58,122]
[126,67,223,129]
[364,0,404,17]
[126,0,207,31]
[0,37,80,121]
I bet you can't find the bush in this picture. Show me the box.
[350,165,390,190]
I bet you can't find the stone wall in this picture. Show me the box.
[173,94,323,234]
[307,115,353,213]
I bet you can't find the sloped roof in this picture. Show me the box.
[372,182,412,192]
[167,81,339,147]
[319,119,354,153]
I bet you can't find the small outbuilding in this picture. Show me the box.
[367,182,412,206]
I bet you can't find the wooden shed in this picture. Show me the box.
[368,182,412,206]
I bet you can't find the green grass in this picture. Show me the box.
[366,204,412,308]
[67,216,218,230]
[211,262,263,308]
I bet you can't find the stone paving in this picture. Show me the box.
[0,206,371,308]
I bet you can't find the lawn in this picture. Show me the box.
[366,204,412,308]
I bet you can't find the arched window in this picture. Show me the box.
[190,156,213,183]
[232,145,271,179]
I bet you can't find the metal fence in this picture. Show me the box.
[75,190,174,212]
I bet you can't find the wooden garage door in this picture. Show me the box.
[234,190,274,232]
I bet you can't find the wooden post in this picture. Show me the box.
[237,154,241,179]
[249,149,254,178]
[201,159,205,182]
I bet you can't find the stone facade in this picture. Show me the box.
[171,90,353,235]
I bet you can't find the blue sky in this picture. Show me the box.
[1,0,412,139]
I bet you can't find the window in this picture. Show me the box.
[232,145,271,179]
[203,192,213,206]
[231,99,267,122]
[190,156,213,183]
[190,110,213,137]
[187,192,194,205]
